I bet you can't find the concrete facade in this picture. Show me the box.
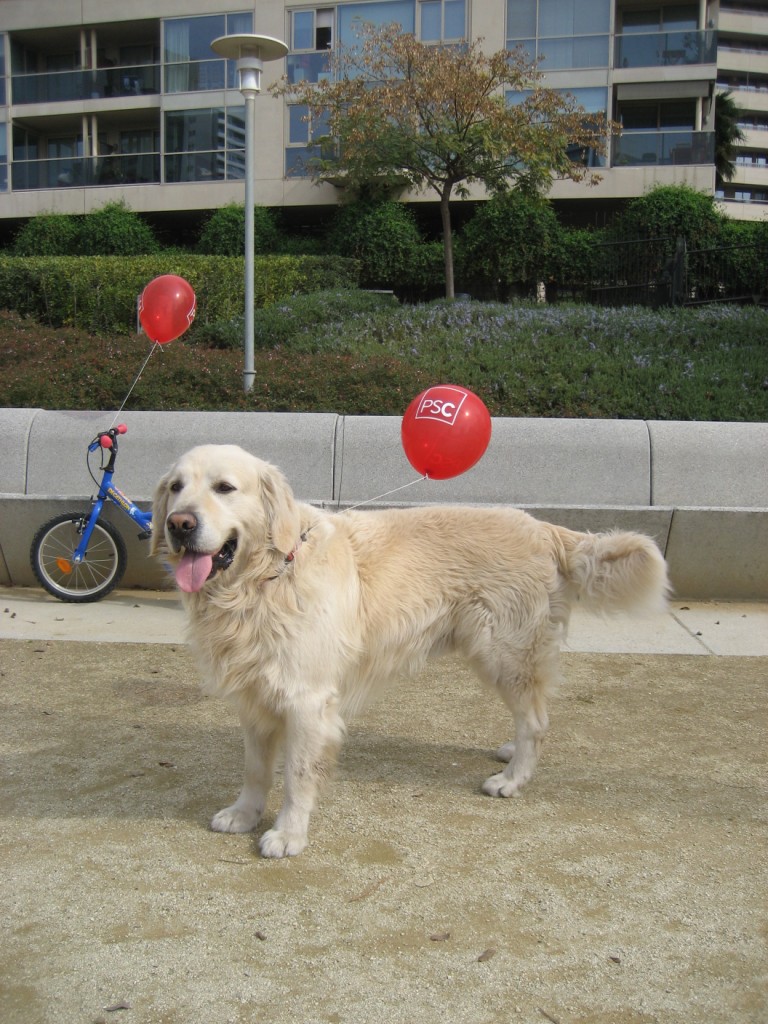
[0,0,764,224]
[1,408,766,599]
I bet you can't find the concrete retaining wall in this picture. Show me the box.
[1,408,766,599]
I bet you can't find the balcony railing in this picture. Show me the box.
[11,64,161,105]
[612,130,715,167]
[11,152,161,190]
[615,29,717,69]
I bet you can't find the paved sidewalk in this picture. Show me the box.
[1,585,767,655]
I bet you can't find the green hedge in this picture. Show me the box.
[0,254,359,334]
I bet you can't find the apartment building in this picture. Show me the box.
[716,0,768,213]
[0,0,764,230]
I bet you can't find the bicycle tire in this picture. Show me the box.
[30,512,128,603]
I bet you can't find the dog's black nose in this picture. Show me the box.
[167,510,198,539]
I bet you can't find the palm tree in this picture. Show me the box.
[714,90,746,183]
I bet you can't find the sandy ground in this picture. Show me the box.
[0,638,766,1024]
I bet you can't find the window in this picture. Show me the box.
[338,2,416,47]
[0,35,5,106]
[119,129,161,184]
[507,0,536,41]
[0,125,6,192]
[620,6,698,33]
[165,107,246,181]
[506,86,607,166]
[569,86,608,113]
[292,8,335,50]
[506,0,610,69]
[286,102,332,175]
[539,0,609,37]
[164,12,253,93]
[620,100,695,131]
[288,7,335,82]
[420,0,466,42]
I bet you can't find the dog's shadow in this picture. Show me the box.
[341,726,499,790]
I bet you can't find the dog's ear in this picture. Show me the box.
[150,472,171,556]
[261,467,302,556]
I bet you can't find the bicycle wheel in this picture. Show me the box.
[30,512,128,603]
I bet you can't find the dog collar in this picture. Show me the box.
[262,530,308,583]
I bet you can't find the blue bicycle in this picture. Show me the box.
[30,424,153,602]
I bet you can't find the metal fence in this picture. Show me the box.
[563,236,768,308]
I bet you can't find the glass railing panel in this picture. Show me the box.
[11,64,160,105]
[615,29,717,69]
[612,130,714,166]
[10,152,161,190]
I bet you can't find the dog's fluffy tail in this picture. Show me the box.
[554,526,670,615]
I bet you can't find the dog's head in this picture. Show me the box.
[152,445,301,594]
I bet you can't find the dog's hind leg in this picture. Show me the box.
[211,716,279,834]
[259,692,345,858]
[474,635,558,799]
[482,685,550,797]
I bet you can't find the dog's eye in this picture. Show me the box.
[169,479,183,493]
[214,481,237,494]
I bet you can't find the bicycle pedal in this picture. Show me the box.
[136,530,152,540]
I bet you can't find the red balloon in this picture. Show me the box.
[138,275,196,344]
[401,385,492,479]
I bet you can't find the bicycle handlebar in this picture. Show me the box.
[88,423,128,454]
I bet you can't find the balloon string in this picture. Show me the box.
[109,343,160,428]
[336,474,428,514]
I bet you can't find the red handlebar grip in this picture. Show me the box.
[100,435,113,449]
[117,424,128,434]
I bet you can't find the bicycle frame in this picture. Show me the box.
[72,429,153,565]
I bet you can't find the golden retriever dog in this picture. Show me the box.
[153,444,669,859]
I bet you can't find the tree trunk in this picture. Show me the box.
[439,188,455,300]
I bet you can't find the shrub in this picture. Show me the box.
[196,203,281,255]
[0,255,359,333]
[458,191,560,299]
[548,226,607,296]
[12,213,81,256]
[615,184,726,248]
[77,201,161,255]
[12,202,161,257]
[325,200,432,292]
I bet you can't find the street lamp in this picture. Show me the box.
[211,33,288,393]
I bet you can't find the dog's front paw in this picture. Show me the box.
[482,772,523,798]
[210,805,261,833]
[259,828,308,859]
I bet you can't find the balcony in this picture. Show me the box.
[615,29,717,69]
[719,8,768,38]
[612,130,715,167]
[11,64,161,105]
[11,152,161,191]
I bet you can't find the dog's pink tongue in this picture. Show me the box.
[175,551,213,593]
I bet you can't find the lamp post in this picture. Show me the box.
[211,33,288,393]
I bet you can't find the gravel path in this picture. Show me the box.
[1,640,765,1024]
